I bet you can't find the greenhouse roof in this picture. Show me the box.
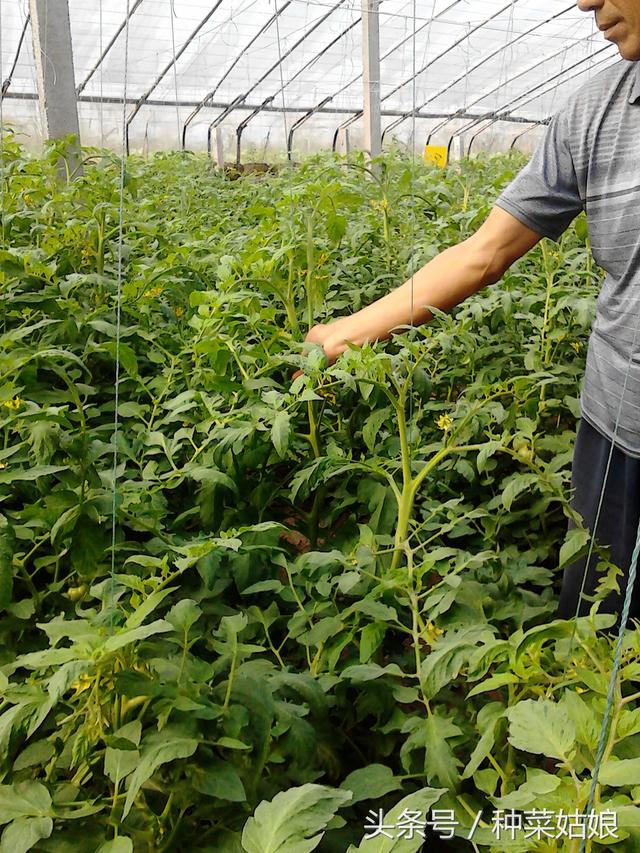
[0,1,620,154]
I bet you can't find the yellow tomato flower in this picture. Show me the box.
[143,286,164,298]
[3,397,22,411]
[436,413,453,432]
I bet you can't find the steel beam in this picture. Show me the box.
[2,90,548,125]
[182,2,293,150]
[443,44,613,154]
[333,0,466,146]
[427,36,610,147]
[205,0,349,151]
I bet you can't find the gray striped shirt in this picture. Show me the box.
[496,60,640,457]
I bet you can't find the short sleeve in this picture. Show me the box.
[495,110,584,242]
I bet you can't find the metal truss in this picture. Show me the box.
[464,49,616,154]
[205,0,352,154]
[287,95,332,159]
[443,43,614,157]
[182,2,293,149]
[235,96,274,163]
[125,0,226,153]
[424,32,609,146]
[332,0,520,146]
[382,2,575,142]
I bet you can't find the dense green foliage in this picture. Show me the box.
[1,136,639,852]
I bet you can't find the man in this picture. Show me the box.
[303,0,640,623]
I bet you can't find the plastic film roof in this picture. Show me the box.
[0,0,619,155]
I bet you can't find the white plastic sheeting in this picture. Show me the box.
[0,0,618,155]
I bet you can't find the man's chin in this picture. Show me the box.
[616,42,640,61]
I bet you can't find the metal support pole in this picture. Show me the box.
[236,96,274,165]
[362,0,381,162]
[511,122,542,150]
[207,95,245,156]
[336,127,350,156]
[29,0,82,175]
[287,96,333,160]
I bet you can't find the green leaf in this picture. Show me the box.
[562,690,599,750]
[501,474,538,511]
[104,722,142,785]
[0,516,14,611]
[599,759,640,787]
[122,729,198,818]
[0,782,52,825]
[493,769,561,810]
[0,817,53,853]
[271,411,291,458]
[558,527,591,569]
[423,715,461,790]
[103,619,172,652]
[96,839,133,853]
[359,624,386,664]
[617,707,640,741]
[467,672,520,697]
[462,703,504,780]
[241,784,352,853]
[505,699,576,759]
[340,765,403,805]
[347,788,446,852]
[0,465,67,485]
[192,758,246,803]
[362,408,391,453]
[341,663,404,683]
[102,342,138,377]
[166,599,202,635]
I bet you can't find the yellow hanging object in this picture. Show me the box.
[424,145,448,168]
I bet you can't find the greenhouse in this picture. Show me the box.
[2,0,640,850]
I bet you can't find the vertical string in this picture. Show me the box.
[408,0,417,460]
[99,0,104,147]
[169,0,181,150]
[274,0,290,164]
[110,0,131,614]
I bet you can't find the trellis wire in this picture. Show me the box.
[169,0,181,150]
[110,0,132,615]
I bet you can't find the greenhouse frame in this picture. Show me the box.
[2,1,640,852]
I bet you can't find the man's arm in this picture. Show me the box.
[305,206,542,363]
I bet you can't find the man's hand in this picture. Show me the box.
[304,320,353,366]
[291,319,355,382]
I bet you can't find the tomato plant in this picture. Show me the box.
[0,134,635,852]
